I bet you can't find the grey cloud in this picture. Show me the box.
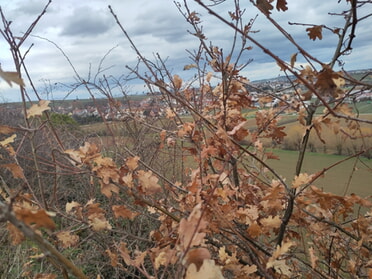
[60,7,113,37]
[12,0,50,16]
[130,7,190,43]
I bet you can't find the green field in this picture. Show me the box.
[264,149,372,198]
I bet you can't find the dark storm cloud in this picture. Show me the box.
[60,6,113,37]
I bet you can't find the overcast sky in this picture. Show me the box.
[0,0,371,102]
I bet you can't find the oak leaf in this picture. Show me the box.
[257,0,274,15]
[306,25,322,40]
[86,202,112,231]
[26,100,51,118]
[89,217,112,231]
[137,170,162,195]
[267,241,293,265]
[56,231,79,248]
[0,68,25,87]
[95,165,120,185]
[122,173,134,188]
[267,259,292,276]
[301,90,312,101]
[185,259,224,279]
[16,208,56,230]
[65,201,81,213]
[276,0,288,11]
[173,74,182,90]
[155,251,168,270]
[242,264,258,274]
[184,247,211,271]
[178,203,208,251]
[292,173,312,188]
[267,242,293,275]
[260,215,281,229]
[100,182,119,198]
[112,205,139,220]
[118,243,146,268]
[247,221,262,237]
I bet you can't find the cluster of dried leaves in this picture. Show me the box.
[1,0,372,278]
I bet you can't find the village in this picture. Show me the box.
[1,71,371,124]
[50,74,371,123]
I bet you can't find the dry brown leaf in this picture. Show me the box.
[137,170,162,195]
[65,201,81,213]
[184,64,197,70]
[242,264,258,275]
[260,215,281,229]
[122,173,134,188]
[247,221,262,237]
[267,241,293,269]
[112,205,139,220]
[185,259,224,279]
[15,208,56,230]
[0,134,16,147]
[26,100,51,118]
[56,231,79,248]
[276,0,288,11]
[173,74,182,90]
[126,156,140,171]
[290,53,297,68]
[292,173,312,189]
[86,203,112,231]
[267,259,292,276]
[178,203,208,251]
[165,108,176,119]
[89,217,112,231]
[184,247,211,271]
[306,25,323,40]
[0,68,25,87]
[155,251,168,270]
[100,182,119,198]
[257,0,274,15]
